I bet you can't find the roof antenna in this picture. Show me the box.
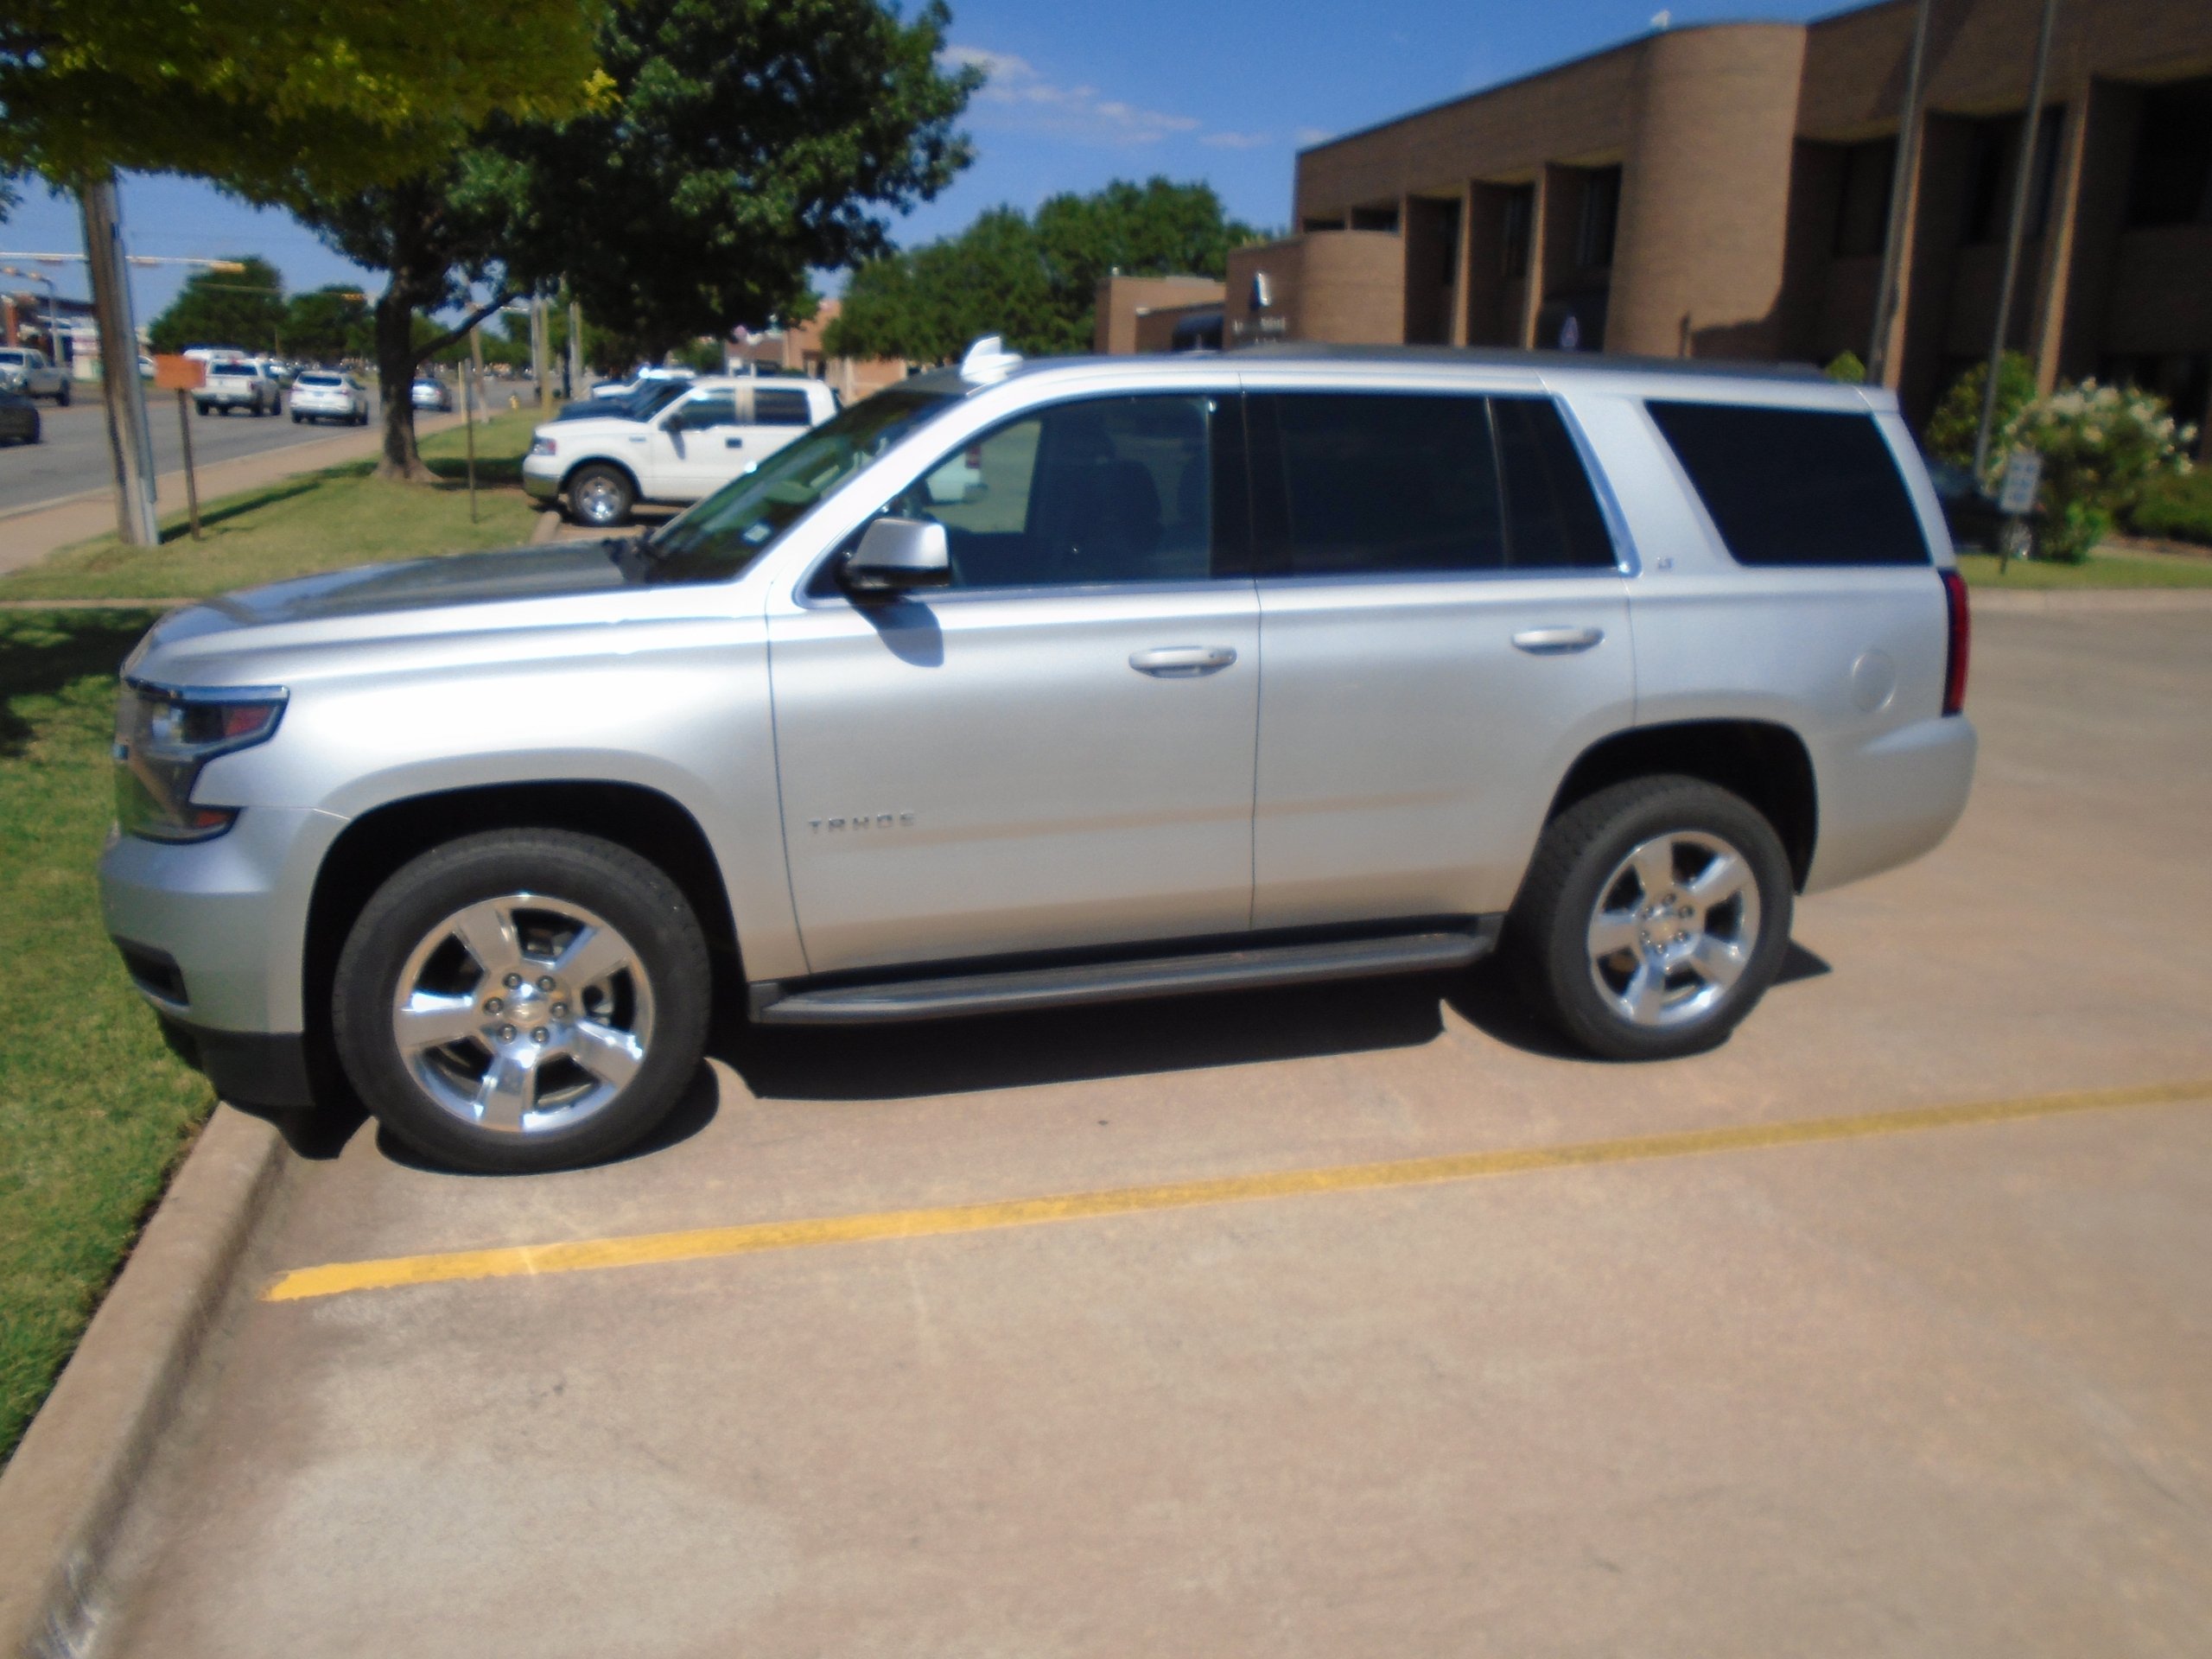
[960,334,1024,381]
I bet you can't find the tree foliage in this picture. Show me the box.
[1926,350,2037,472]
[283,285,373,364]
[827,178,1255,362]
[492,0,977,351]
[0,0,602,194]
[289,0,976,478]
[144,256,285,355]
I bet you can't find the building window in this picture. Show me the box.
[1833,137,1895,257]
[1300,216,1344,232]
[1350,204,1401,233]
[2126,77,2212,228]
[1500,186,1534,279]
[1576,167,1621,270]
[1965,108,2063,245]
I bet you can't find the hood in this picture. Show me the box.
[141,541,635,654]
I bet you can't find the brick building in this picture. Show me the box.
[1206,0,2211,443]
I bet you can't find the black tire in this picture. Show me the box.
[1506,775,1794,1061]
[292,411,303,423]
[54,381,70,407]
[565,462,634,528]
[333,830,711,1173]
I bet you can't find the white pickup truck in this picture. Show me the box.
[194,357,283,416]
[523,376,839,527]
[0,346,71,404]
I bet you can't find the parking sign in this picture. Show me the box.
[1997,449,2042,517]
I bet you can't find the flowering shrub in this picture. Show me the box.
[1993,379,2197,562]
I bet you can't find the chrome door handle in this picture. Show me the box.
[1511,626,1605,655]
[1129,645,1237,677]
[725,436,744,448]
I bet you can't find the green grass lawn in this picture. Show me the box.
[0,609,213,1464]
[1956,547,2212,588]
[1,410,546,602]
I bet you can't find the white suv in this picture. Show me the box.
[289,371,370,425]
[0,346,71,404]
[524,376,838,526]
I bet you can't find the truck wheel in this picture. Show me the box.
[566,464,633,528]
[1506,776,1793,1061]
[333,830,711,1173]
[54,381,70,407]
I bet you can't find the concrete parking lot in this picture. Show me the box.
[98,608,2212,1656]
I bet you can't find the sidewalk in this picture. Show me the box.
[0,412,467,577]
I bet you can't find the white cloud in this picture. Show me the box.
[1294,126,1336,147]
[1202,130,1272,149]
[943,44,1202,146]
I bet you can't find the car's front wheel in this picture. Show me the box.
[566,463,634,528]
[1508,776,1793,1060]
[333,830,712,1173]
[54,381,69,407]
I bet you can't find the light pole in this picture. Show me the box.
[1972,0,2061,480]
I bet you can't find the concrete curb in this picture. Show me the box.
[528,506,565,544]
[1971,587,2212,614]
[0,1106,289,1659]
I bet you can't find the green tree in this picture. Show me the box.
[1823,351,1866,384]
[145,256,285,355]
[1926,350,2037,474]
[1,0,602,199]
[826,177,1254,362]
[294,0,976,478]
[283,285,372,364]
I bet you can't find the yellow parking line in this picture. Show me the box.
[262,1077,2212,1305]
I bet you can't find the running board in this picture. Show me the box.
[751,921,1500,1026]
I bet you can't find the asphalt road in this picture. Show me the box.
[0,381,543,518]
[96,609,2212,1656]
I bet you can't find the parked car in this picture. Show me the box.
[0,387,40,444]
[552,379,691,424]
[1926,458,2042,559]
[411,377,455,412]
[0,346,71,404]
[591,365,696,401]
[101,339,1977,1173]
[194,357,281,416]
[289,371,371,426]
[524,376,838,526]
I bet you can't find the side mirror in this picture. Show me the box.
[840,517,950,597]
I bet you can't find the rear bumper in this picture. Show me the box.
[1803,714,1978,894]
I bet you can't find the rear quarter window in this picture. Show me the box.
[1646,401,1929,567]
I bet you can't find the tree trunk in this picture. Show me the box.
[373,291,427,480]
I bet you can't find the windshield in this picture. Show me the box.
[640,389,957,583]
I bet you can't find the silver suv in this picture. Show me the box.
[100,341,1976,1173]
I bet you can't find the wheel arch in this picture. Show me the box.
[559,454,639,500]
[303,780,739,1053]
[1543,720,1819,892]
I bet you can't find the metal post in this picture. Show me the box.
[1866,0,1935,385]
[1973,0,2060,480]
[464,327,480,524]
[567,298,584,400]
[175,389,202,540]
[530,296,550,406]
[78,178,160,544]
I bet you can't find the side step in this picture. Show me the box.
[752,920,1500,1026]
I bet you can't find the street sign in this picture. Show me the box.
[152,353,204,391]
[1997,448,2042,517]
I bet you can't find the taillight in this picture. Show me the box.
[1940,568,1969,716]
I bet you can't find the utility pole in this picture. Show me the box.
[78,177,160,545]
[1866,0,1935,386]
[1974,0,2060,480]
[530,296,550,407]
[567,297,584,400]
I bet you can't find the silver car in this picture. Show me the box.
[100,340,1976,1173]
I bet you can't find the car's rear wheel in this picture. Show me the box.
[1507,775,1793,1060]
[333,830,711,1173]
[54,381,69,407]
[567,463,634,528]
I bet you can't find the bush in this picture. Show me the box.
[1925,350,2036,470]
[1823,351,1866,384]
[1994,379,2197,562]
[2129,467,2212,547]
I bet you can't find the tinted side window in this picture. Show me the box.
[1492,397,1618,569]
[1646,401,1929,566]
[753,387,812,426]
[671,392,738,429]
[900,394,1217,589]
[1254,393,1503,575]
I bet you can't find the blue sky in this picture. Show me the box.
[3,0,1839,321]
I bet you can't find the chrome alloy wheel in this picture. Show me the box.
[389,893,655,1135]
[1586,830,1763,1030]
[572,473,625,525]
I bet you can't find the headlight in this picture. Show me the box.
[529,436,556,457]
[112,680,288,842]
